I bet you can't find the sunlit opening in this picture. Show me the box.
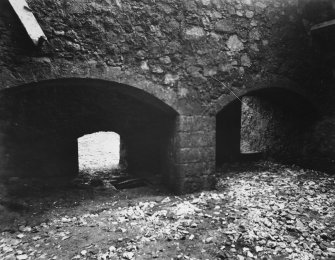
[78,131,120,173]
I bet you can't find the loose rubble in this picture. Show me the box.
[0,161,334,259]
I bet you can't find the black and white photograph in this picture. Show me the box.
[0,0,335,259]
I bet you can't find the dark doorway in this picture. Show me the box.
[216,88,318,168]
[0,79,178,184]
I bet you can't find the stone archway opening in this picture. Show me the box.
[0,78,178,190]
[216,88,318,168]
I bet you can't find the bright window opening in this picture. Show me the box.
[78,131,120,173]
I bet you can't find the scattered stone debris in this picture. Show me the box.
[0,161,334,259]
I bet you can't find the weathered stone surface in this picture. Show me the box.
[249,28,261,41]
[178,147,215,164]
[245,10,254,18]
[227,35,244,52]
[178,116,215,133]
[0,0,330,193]
[184,27,205,39]
[159,56,171,65]
[164,73,179,86]
[214,20,235,33]
[0,0,319,112]
[140,61,150,71]
[200,0,211,6]
[179,162,214,177]
[176,131,215,148]
[240,95,312,162]
[152,65,164,74]
[241,54,251,67]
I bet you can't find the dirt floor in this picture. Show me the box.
[0,161,335,260]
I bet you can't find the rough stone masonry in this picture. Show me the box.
[0,0,334,193]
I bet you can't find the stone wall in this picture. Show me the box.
[0,0,330,192]
[0,0,319,107]
[240,95,307,161]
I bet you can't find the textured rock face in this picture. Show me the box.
[240,96,303,157]
[0,0,319,108]
[0,0,331,192]
[216,92,316,166]
[240,95,320,163]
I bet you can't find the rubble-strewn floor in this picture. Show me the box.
[1,161,335,260]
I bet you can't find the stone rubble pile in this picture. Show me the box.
[0,162,334,259]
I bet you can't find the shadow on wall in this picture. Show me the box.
[216,100,242,165]
[0,78,178,184]
[302,116,335,173]
[216,87,319,168]
[300,0,335,24]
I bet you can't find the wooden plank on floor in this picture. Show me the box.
[8,0,47,45]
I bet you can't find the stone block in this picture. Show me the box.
[177,147,215,164]
[226,35,244,52]
[214,20,235,33]
[179,161,215,177]
[180,161,216,192]
[176,131,215,148]
[184,27,205,40]
[177,116,215,133]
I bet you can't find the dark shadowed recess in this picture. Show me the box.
[0,78,178,181]
[216,87,319,167]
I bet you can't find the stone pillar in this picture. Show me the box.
[171,115,216,193]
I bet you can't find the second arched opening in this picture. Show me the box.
[216,87,318,167]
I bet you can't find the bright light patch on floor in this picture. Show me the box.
[78,131,120,172]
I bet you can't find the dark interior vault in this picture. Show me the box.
[216,88,318,167]
[0,79,177,179]
[216,100,241,165]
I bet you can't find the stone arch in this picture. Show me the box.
[0,77,179,188]
[2,77,178,116]
[1,63,180,113]
[215,80,319,166]
[211,78,319,115]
